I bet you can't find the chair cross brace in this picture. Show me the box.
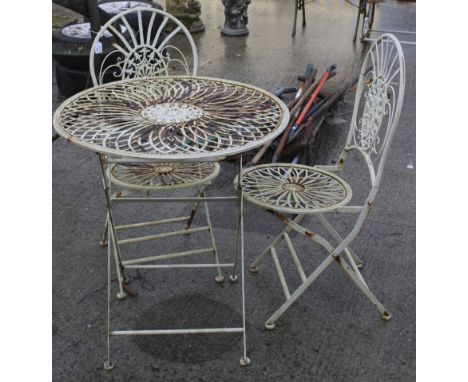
[250,211,390,329]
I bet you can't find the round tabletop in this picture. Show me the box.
[53,76,290,161]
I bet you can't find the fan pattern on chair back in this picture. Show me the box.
[348,34,405,171]
[89,8,198,86]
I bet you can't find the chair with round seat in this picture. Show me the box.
[239,33,405,329]
[89,8,224,299]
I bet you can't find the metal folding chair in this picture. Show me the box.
[89,7,223,301]
[291,0,307,36]
[240,34,405,329]
[352,0,415,45]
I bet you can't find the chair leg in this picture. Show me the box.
[316,214,364,268]
[265,255,336,329]
[334,255,391,320]
[261,213,390,327]
[249,215,304,273]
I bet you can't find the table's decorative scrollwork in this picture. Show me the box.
[54,76,289,160]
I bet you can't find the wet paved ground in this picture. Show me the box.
[52,1,416,380]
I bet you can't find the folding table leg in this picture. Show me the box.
[104,216,114,370]
[108,218,126,299]
[238,171,251,366]
[99,155,250,366]
[229,199,241,283]
[229,156,244,283]
[202,190,224,283]
[98,154,126,300]
[334,255,391,320]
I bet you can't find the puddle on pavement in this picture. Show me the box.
[133,293,242,364]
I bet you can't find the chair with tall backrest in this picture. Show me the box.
[239,33,405,329]
[89,7,223,300]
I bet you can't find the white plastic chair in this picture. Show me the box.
[89,8,223,300]
[240,34,405,329]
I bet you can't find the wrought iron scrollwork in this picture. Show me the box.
[90,8,198,86]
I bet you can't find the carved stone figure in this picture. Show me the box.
[166,0,205,33]
[221,0,251,36]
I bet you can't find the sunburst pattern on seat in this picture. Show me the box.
[109,161,220,190]
[240,164,352,214]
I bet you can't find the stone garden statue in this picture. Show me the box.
[221,0,251,36]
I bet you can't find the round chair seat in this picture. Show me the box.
[109,161,220,191]
[240,164,352,214]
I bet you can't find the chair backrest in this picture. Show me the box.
[89,7,198,86]
[339,33,405,199]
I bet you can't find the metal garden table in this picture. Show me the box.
[52,75,289,368]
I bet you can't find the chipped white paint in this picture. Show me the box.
[53,76,289,161]
[89,8,199,84]
[245,34,405,329]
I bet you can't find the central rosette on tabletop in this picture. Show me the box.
[141,102,204,124]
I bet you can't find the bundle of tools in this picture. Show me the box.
[247,64,359,167]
